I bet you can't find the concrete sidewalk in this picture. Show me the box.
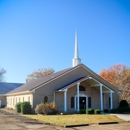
[109,114,130,121]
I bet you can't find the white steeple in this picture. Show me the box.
[72,30,81,67]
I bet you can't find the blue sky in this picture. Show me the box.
[0,0,130,83]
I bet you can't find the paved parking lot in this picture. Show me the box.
[0,109,130,130]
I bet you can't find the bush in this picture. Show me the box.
[94,109,101,114]
[117,107,130,113]
[35,102,58,115]
[21,102,32,114]
[118,108,124,113]
[104,109,109,113]
[80,109,85,114]
[119,100,129,108]
[15,102,22,113]
[110,109,117,113]
[86,109,94,114]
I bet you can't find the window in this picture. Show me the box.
[16,98,17,104]
[88,97,91,108]
[23,97,24,102]
[44,96,48,103]
[79,85,85,91]
[71,97,74,108]
[28,96,30,102]
[76,85,86,91]
[19,97,20,102]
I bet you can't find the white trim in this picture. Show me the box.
[90,77,113,91]
[6,91,32,96]
[100,84,103,111]
[103,91,112,93]
[75,93,88,111]
[64,89,68,112]
[77,82,80,111]
[0,100,1,108]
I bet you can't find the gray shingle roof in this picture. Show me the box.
[6,64,121,95]
[7,66,75,94]
[0,82,23,94]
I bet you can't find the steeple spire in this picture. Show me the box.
[72,30,81,67]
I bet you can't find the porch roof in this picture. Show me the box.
[55,76,89,91]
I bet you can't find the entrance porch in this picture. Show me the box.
[55,76,115,112]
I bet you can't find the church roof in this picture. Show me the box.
[0,82,23,94]
[7,66,76,94]
[6,64,121,95]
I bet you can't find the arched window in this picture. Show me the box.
[88,97,91,108]
[44,96,48,103]
[79,85,85,91]
[71,97,74,108]
[76,85,86,91]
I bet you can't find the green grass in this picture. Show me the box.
[25,114,125,126]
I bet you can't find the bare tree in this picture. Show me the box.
[26,68,55,82]
[0,67,6,82]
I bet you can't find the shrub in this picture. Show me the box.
[35,102,58,115]
[80,109,85,114]
[110,109,117,113]
[118,108,124,113]
[15,102,22,113]
[104,109,109,113]
[21,102,32,114]
[94,109,101,114]
[119,100,129,108]
[117,107,130,113]
[86,109,94,114]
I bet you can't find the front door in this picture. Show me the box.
[80,97,86,109]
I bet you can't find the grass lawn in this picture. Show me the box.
[25,114,125,126]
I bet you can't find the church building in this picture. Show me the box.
[2,32,121,112]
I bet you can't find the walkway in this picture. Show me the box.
[110,114,130,121]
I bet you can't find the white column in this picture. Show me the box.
[110,90,113,109]
[64,89,67,112]
[86,96,88,109]
[100,84,103,111]
[77,82,80,111]
[0,100,1,108]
